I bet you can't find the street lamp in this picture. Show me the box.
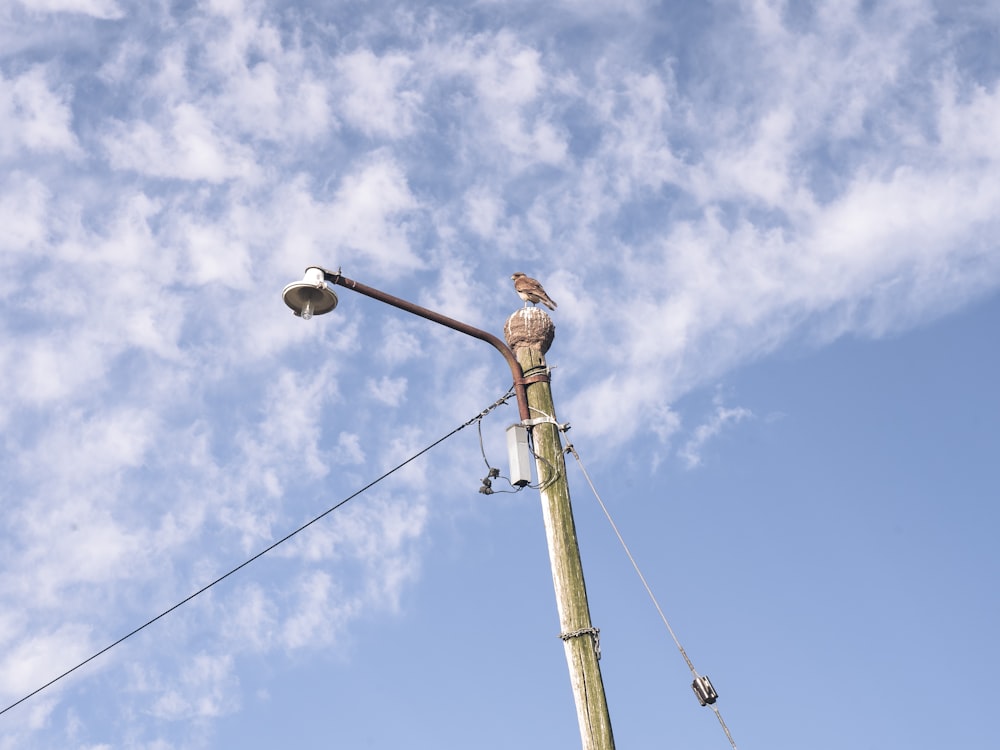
[282,266,615,750]
[281,266,339,320]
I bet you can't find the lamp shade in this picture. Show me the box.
[282,267,338,318]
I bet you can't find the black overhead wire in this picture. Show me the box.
[0,390,514,719]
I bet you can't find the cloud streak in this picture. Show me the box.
[1,0,998,746]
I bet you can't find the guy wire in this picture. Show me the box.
[565,442,739,750]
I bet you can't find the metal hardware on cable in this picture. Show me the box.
[559,627,602,660]
[479,467,500,495]
[464,387,515,428]
[692,674,718,706]
[521,416,571,431]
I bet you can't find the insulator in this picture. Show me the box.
[692,675,718,706]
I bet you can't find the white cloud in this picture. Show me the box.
[1,411,159,611]
[466,34,545,106]
[283,492,428,567]
[0,67,81,157]
[679,400,753,469]
[149,653,240,720]
[556,1,1000,444]
[232,365,337,508]
[239,160,424,279]
[376,319,424,366]
[463,184,506,237]
[10,336,111,406]
[0,174,49,255]
[416,249,514,329]
[430,30,570,169]
[172,215,253,288]
[198,5,334,142]
[588,66,682,199]
[1,1,999,746]
[335,49,421,138]
[319,153,424,272]
[103,104,259,182]
[366,375,408,406]
[333,432,366,465]
[0,624,93,699]
[313,496,428,613]
[218,584,278,654]
[936,74,1000,163]
[650,403,682,445]
[280,571,353,649]
[12,0,123,19]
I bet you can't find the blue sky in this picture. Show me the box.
[1,0,999,747]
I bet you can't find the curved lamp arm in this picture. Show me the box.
[283,267,531,422]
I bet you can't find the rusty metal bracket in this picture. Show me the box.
[319,269,531,422]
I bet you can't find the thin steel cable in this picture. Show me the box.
[566,442,739,750]
[711,704,740,749]
[1,394,512,719]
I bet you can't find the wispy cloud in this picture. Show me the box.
[1,0,998,745]
[678,397,754,469]
[335,49,420,139]
[13,0,124,19]
[0,66,81,157]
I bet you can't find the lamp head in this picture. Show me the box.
[282,267,338,319]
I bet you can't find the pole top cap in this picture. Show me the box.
[504,307,555,354]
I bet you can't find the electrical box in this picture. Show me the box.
[506,424,532,488]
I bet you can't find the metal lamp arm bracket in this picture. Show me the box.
[314,267,531,423]
[318,266,343,284]
[518,373,550,385]
[522,416,571,432]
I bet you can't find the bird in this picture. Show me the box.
[511,272,557,310]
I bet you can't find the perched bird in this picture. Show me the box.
[511,272,557,310]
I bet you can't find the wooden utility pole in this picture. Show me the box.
[504,308,616,750]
